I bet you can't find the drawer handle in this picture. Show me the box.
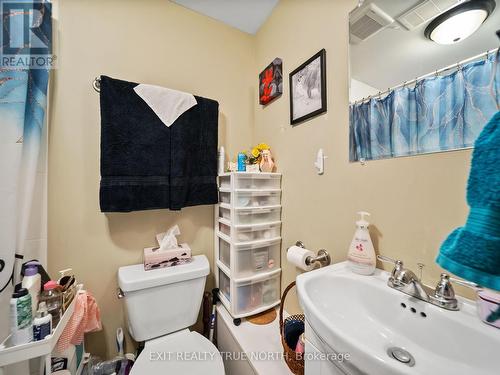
[253,209,271,213]
[239,225,271,232]
[240,209,271,215]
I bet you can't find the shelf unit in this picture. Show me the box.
[0,285,83,375]
[215,172,282,324]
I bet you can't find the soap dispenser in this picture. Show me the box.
[347,211,376,275]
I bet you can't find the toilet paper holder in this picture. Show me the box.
[295,241,331,268]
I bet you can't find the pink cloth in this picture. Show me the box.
[56,291,102,352]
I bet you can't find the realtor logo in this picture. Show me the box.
[1,1,54,69]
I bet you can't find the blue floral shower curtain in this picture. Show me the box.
[0,1,51,298]
[349,52,500,162]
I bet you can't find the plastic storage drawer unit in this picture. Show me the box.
[232,222,281,243]
[219,191,231,204]
[233,174,281,190]
[234,272,280,315]
[233,190,281,208]
[234,207,281,225]
[219,237,230,268]
[219,206,231,220]
[219,269,231,302]
[219,221,231,237]
[219,175,231,189]
[215,172,282,321]
[233,240,281,278]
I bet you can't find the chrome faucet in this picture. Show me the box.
[377,255,478,311]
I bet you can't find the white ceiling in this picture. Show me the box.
[171,0,279,34]
[350,0,500,90]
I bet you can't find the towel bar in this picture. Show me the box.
[93,77,101,92]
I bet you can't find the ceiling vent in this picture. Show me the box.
[397,0,463,30]
[350,3,395,44]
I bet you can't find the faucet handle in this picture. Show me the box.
[377,255,404,281]
[377,255,402,266]
[450,277,481,289]
[435,273,455,301]
[449,276,480,289]
[434,273,480,309]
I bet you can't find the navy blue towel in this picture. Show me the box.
[99,76,219,212]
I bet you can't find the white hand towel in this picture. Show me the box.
[134,83,197,127]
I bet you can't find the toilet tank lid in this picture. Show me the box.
[118,255,209,292]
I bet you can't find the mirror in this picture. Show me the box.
[348,0,500,162]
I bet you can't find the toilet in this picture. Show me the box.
[118,255,225,374]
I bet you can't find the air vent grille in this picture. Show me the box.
[349,3,394,43]
[351,14,386,40]
[397,0,462,30]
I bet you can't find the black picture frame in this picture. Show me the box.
[289,49,327,125]
[259,58,283,105]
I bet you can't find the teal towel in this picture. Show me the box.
[436,111,500,291]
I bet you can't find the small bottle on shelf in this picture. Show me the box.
[21,265,41,317]
[10,286,33,345]
[40,281,63,327]
[33,301,52,341]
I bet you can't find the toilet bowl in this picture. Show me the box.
[131,329,224,374]
[118,255,225,374]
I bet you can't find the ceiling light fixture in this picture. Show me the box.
[424,0,496,45]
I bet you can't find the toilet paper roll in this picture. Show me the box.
[287,245,315,271]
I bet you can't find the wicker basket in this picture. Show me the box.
[280,281,305,375]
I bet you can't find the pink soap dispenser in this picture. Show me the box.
[347,211,376,275]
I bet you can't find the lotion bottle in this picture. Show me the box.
[33,302,52,341]
[217,146,225,175]
[22,265,41,317]
[347,211,376,275]
[10,286,33,345]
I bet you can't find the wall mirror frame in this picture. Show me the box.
[348,0,500,163]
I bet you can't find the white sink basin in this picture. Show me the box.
[297,262,499,375]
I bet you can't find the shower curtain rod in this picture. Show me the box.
[352,47,499,105]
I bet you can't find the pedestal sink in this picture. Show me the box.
[296,262,499,375]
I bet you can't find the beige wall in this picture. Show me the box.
[48,0,255,357]
[253,0,472,314]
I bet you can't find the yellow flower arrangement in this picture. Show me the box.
[246,142,271,164]
[257,143,270,150]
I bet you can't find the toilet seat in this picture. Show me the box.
[131,329,225,375]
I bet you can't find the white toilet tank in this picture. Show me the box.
[118,255,209,342]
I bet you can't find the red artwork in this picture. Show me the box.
[259,58,283,105]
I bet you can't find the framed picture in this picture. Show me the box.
[259,58,283,105]
[289,49,327,125]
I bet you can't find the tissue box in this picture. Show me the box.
[144,243,192,271]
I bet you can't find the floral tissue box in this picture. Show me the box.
[144,243,192,271]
